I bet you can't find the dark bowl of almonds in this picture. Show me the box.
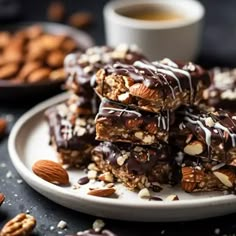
[0,22,94,102]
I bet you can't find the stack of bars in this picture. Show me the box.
[46,44,236,194]
[45,44,146,168]
[92,58,219,192]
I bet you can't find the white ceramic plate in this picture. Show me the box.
[8,93,236,222]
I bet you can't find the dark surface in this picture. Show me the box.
[1,0,236,235]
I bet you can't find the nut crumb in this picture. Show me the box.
[88,163,98,171]
[0,163,6,168]
[6,171,13,179]
[214,228,220,235]
[17,179,23,184]
[87,170,97,179]
[72,183,81,190]
[92,219,105,232]
[165,194,179,201]
[98,172,114,183]
[138,188,150,199]
[205,117,215,127]
[57,220,67,229]
[117,155,128,166]
[161,229,165,235]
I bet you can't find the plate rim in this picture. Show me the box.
[8,93,236,217]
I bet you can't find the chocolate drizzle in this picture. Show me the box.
[205,68,236,112]
[181,108,236,151]
[96,99,174,132]
[45,104,97,150]
[103,59,209,103]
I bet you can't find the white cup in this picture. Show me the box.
[104,0,205,61]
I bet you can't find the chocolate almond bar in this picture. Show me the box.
[171,107,236,165]
[177,154,236,193]
[203,68,236,112]
[45,103,98,167]
[67,94,99,116]
[92,142,176,190]
[95,59,210,113]
[64,44,146,96]
[95,99,175,144]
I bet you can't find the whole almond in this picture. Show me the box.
[0,32,10,48]
[3,40,24,63]
[213,169,235,188]
[0,118,7,137]
[68,12,93,28]
[145,122,157,134]
[25,25,43,40]
[0,193,5,206]
[27,68,51,83]
[47,1,65,22]
[46,50,65,68]
[18,62,42,82]
[88,188,115,197]
[129,83,157,100]
[49,68,66,81]
[3,50,23,64]
[183,140,205,156]
[0,63,19,80]
[61,38,78,53]
[32,160,69,185]
[182,166,204,183]
[0,213,36,236]
[40,34,65,50]
[125,119,143,129]
[26,46,46,61]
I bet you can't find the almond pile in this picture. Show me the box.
[0,24,79,84]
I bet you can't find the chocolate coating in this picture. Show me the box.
[204,68,236,112]
[95,99,175,144]
[102,59,209,103]
[45,103,97,150]
[92,142,170,176]
[96,99,174,130]
[172,106,236,164]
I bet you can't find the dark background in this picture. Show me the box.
[1,0,236,235]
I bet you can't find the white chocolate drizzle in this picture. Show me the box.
[185,116,212,147]
[153,60,193,102]
[214,122,236,147]
[134,60,183,93]
[97,100,170,130]
[184,110,236,149]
